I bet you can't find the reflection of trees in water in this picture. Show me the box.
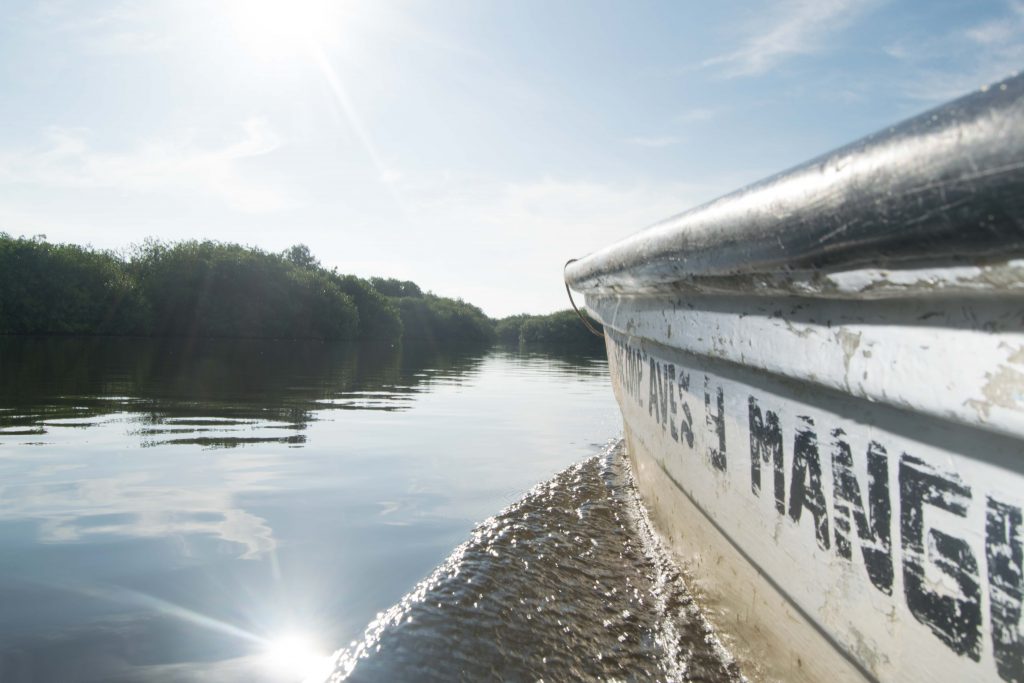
[0,337,607,447]
[0,337,493,446]
[495,342,610,378]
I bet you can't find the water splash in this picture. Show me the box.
[325,441,742,682]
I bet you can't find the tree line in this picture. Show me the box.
[494,310,604,350]
[0,234,603,349]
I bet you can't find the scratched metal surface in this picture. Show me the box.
[565,73,1024,298]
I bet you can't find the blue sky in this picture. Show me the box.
[0,0,1021,316]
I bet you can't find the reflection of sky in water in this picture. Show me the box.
[0,340,618,681]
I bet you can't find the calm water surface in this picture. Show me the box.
[0,338,736,682]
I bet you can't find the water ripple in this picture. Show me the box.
[327,442,742,683]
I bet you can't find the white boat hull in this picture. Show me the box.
[568,75,1024,681]
[594,312,1023,681]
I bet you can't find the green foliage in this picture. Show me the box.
[0,235,506,344]
[331,274,403,340]
[370,277,423,298]
[132,240,358,339]
[495,314,531,345]
[0,235,606,348]
[0,234,147,334]
[280,245,401,340]
[497,309,604,350]
[369,277,492,345]
[393,295,495,345]
[281,244,320,270]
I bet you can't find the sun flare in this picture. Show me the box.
[225,0,339,56]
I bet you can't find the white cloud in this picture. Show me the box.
[884,1,1024,102]
[675,107,718,123]
[35,0,177,55]
[703,0,876,77]
[0,119,295,213]
[882,42,910,60]
[83,28,175,55]
[967,22,1016,46]
[967,1,1024,45]
[626,136,682,148]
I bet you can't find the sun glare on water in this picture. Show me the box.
[264,633,335,683]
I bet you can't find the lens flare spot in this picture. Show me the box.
[264,633,334,683]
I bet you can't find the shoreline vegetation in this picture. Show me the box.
[0,234,603,351]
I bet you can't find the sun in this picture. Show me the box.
[225,0,339,57]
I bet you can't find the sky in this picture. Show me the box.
[0,0,1021,317]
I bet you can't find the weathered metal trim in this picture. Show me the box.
[583,291,1024,440]
[565,74,1024,298]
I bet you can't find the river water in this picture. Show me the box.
[0,337,738,682]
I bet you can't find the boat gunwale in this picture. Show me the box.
[565,73,1024,299]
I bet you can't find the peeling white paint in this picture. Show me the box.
[604,330,1024,682]
[586,292,1024,440]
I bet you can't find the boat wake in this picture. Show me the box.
[324,441,741,682]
